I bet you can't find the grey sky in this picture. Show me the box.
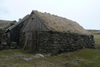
[0,0,100,30]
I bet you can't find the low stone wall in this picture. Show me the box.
[37,31,95,55]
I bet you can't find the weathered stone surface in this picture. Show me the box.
[37,32,95,54]
[22,31,95,55]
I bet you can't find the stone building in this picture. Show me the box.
[0,20,13,42]
[0,20,13,48]
[19,10,95,54]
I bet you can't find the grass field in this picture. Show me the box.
[94,34,100,45]
[0,34,100,67]
[94,34,100,49]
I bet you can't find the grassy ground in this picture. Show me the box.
[94,34,100,45]
[0,49,100,67]
[0,34,100,67]
[94,34,100,49]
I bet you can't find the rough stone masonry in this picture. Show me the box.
[34,31,95,55]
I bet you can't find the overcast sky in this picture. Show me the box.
[0,0,100,30]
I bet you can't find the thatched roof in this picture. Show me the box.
[0,20,12,29]
[34,10,90,35]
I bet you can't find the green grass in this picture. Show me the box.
[93,34,100,49]
[94,34,100,45]
[0,49,35,67]
[0,49,100,67]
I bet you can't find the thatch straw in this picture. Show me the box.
[34,11,90,35]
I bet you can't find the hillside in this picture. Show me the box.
[87,30,100,34]
[0,20,12,29]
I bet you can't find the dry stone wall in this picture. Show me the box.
[37,31,95,55]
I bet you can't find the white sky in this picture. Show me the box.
[0,0,100,30]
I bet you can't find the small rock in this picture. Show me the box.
[76,57,80,61]
[44,54,51,57]
[85,63,89,66]
[58,60,63,63]
[63,62,72,67]
[34,54,44,59]
[12,53,25,57]
[23,57,31,61]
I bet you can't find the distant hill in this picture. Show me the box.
[87,30,100,34]
[0,20,12,29]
